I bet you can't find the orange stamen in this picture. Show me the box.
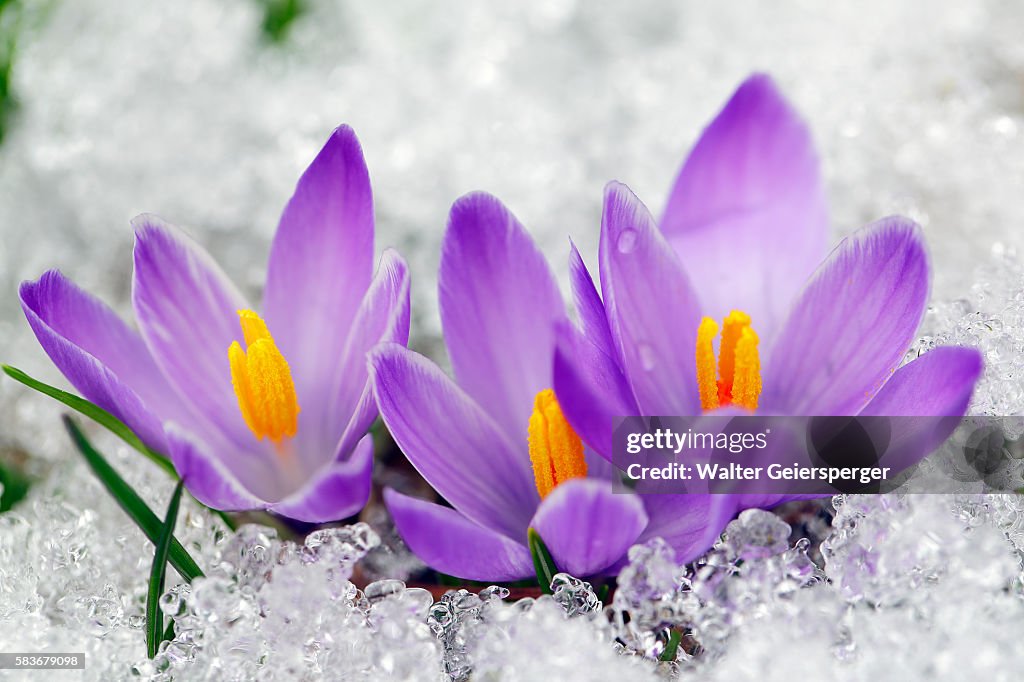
[695,310,761,411]
[696,317,720,411]
[228,309,300,443]
[527,389,587,498]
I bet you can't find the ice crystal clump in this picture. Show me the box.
[610,537,697,661]
[550,573,603,618]
[909,248,1024,423]
[426,586,510,681]
[427,577,609,680]
[823,494,1020,605]
[136,522,445,681]
[0,439,232,681]
[471,597,657,682]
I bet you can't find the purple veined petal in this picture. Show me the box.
[568,239,617,363]
[370,343,539,539]
[269,433,374,522]
[296,248,411,470]
[585,446,617,481]
[553,319,638,460]
[439,192,565,442]
[530,478,648,577]
[19,271,192,453]
[860,346,983,475]
[761,217,930,416]
[385,489,535,582]
[600,181,702,416]
[860,346,983,417]
[660,74,829,344]
[131,214,253,450]
[263,125,375,413]
[165,425,271,511]
[562,243,638,456]
[635,494,738,564]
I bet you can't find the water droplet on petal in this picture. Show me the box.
[638,343,656,371]
[616,228,638,254]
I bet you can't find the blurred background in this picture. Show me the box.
[1,0,1023,506]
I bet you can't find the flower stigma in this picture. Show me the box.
[528,389,587,498]
[696,310,761,411]
[228,309,300,445]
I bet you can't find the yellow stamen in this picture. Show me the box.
[731,326,761,410]
[696,317,720,411]
[528,389,587,499]
[694,310,761,411]
[228,309,300,443]
[238,309,272,346]
[717,310,751,404]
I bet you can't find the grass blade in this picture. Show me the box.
[162,619,175,644]
[3,364,174,475]
[63,416,204,582]
[147,480,184,658]
[660,628,682,662]
[527,527,558,595]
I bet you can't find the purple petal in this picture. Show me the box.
[299,248,410,468]
[568,239,616,361]
[165,425,269,511]
[370,343,539,539]
[761,217,930,416]
[131,214,252,448]
[19,271,191,452]
[860,346,983,417]
[439,192,565,441]
[561,242,638,458]
[385,489,535,582]
[636,494,738,563]
[269,434,374,522]
[530,478,648,577]
[861,346,983,474]
[600,182,702,416]
[660,74,828,341]
[263,125,375,412]
[553,320,638,460]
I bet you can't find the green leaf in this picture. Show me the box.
[527,527,558,595]
[147,480,184,659]
[162,619,175,644]
[660,628,682,662]
[63,416,204,582]
[258,0,305,43]
[0,458,31,512]
[213,507,238,532]
[160,614,175,643]
[3,365,175,476]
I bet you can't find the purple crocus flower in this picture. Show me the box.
[553,74,983,515]
[20,126,410,522]
[371,194,731,581]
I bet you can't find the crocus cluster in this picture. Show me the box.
[20,75,982,583]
